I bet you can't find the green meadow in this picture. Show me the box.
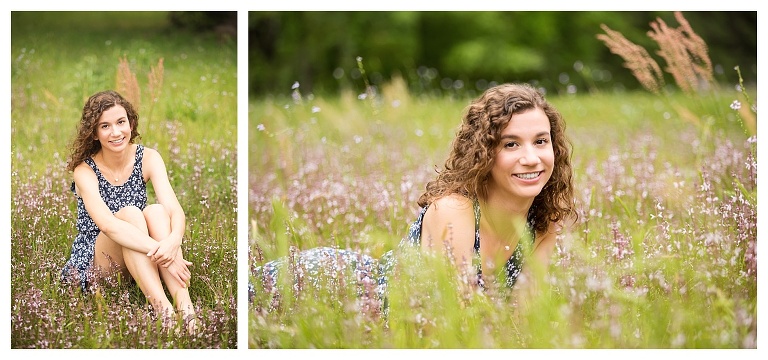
[248,76,756,348]
[11,12,237,348]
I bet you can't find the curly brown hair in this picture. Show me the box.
[418,83,575,234]
[66,90,140,172]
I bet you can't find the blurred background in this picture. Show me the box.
[248,11,756,98]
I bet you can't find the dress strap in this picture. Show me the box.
[133,144,144,178]
[473,198,481,251]
[472,198,484,286]
[135,144,144,161]
[404,206,428,246]
[83,157,100,175]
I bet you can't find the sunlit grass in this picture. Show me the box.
[249,79,755,348]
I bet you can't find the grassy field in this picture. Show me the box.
[10,12,238,348]
[248,76,756,348]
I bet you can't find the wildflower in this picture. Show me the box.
[257,124,265,131]
[611,221,633,261]
[730,100,742,110]
[291,81,300,90]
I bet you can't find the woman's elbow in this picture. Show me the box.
[97,218,120,237]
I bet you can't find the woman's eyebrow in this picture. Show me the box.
[98,116,126,125]
[499,131,550,139]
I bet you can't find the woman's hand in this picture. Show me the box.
[164,249,193,288]
[147,237,181,268]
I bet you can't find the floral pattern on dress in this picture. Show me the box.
[60,145,147,292]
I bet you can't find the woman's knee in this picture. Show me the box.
[144,204,170,225]
[143,204,170,219]
[144,204,171,238]
[115,206,146,224]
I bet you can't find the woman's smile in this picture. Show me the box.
[513,171,543,181]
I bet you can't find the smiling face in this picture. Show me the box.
[93,105,132,153]
[486,107,554,206]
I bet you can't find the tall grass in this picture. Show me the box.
[248,73,756,348]
[10,12,237,348]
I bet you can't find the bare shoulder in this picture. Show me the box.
[533,221,562,247]
[141,146,167,169]
[141,146,161,161]
[72,160,96,180]
[421,193,476,252]
[72,161,98,196]
[140,146,167,182]
[423,194,475,233]
[536,220,563,236]
[530,220,564,264]
[430,193,474,212]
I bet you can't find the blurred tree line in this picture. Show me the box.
[169,11,237,42]
[248,11,756,98]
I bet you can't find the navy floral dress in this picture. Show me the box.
[61,145,147,292]
[250,198,532,302]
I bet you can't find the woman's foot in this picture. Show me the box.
[179,303,198,335]
[183,313,198,335]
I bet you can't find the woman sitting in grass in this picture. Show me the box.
[252,83,576,305]
[61,90,197,333]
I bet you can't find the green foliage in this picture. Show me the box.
[248,11,756,97]
[11,11,237,348]
[168,11,237,35]
[443,40,544,76]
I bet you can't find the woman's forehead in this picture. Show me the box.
[98,105,128,122]
[499,108,550,135]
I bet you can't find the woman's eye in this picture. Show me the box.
[536,138,549,145]
[504,142,518,148]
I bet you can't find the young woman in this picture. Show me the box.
[61,90,197,332]
[405,82,576,292]
[252,83,576,302]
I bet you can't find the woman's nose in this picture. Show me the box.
[519,146,541,165]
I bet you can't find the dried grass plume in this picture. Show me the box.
[596,24,665,94]
[597,11,714,95]
[647,11,714,94]
[116,56,141,111]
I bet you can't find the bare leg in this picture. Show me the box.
[94,206,174,317]
[144,204,197,332]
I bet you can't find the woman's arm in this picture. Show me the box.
[514,221,562,305]
[142,147,187,267]
[529,222,561,270]
[421,194,477,276]
[74,163,159,254]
